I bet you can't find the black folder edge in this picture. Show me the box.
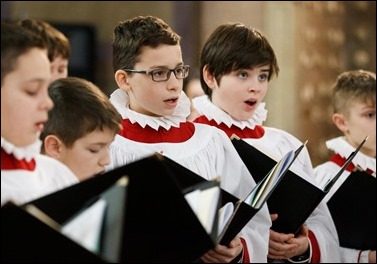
[99,176,129,262]
[322,136,368,192]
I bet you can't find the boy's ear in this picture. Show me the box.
[43,135,64,159]
[202,65,216,90]
[332,113,348,133]
[115,69,131,92]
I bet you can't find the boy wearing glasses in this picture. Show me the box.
[108,16,271,262]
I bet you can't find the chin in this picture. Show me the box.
[233,113,252,121]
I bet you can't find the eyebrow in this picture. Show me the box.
[144,63,184,69]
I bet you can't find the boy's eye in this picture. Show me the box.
[259,74,269,81]
[25,87,40,96]
[238,72,248,78]
[152,70,167,77]
[366,112,376,118]
[26,91,38,96]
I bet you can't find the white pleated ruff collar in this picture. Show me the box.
[192,95,268,129]
[1,137,42,161]
[326,136,376,174]
[109,89,191,130]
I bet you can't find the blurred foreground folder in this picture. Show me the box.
[1,201,107,263]
[5,154,217,263]
[2,176,127,263]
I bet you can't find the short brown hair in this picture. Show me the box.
[332,70,376,116]
[40,77,122,148]
[1,21,46,84]
[112,15,181,73]
[200,22,279,98]
[19,18,71,61]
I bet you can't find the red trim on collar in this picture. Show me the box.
[329,154,355,172]
[119,119,195,143]
[330,154,375,175]
[1,148,36,171]
[193,116,265,139]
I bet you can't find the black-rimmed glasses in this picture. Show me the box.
[124,65,190,82]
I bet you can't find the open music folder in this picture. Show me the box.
[3,155,219,263]
[231,135,367,235]
[159,142,303,246]
[59,176,129,262]
[1,175,128,263]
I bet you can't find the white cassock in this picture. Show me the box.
[193,95,342,263]
[108,89,271,263]
[1,137,78,206]
[315,137,376,263]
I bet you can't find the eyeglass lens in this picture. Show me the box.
[152,66,189,81]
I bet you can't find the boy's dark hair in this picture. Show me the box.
[1,21,46,84]
[112,15,181,72]
[18,18,71,61]
[332,70,376,116]
[200,23,279,98]
[40,77,122,149]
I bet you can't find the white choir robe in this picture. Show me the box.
[192,95,342,262]
[108,89,271,263]
[1,137,78,206]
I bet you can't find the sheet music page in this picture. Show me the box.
[245,150,295,209]
[184,186,220,234]
[217,202,234,235]
[61,199,107,253]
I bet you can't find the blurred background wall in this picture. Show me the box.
[2,1,375,166]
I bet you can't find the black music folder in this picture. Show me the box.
[4,154,218,263]
[58,176,128,262]
[159,147,300,246]
[159,155,258,246]
[1,201,106,263]
[2,176,127,263]
[327,170,376,250]
[231,136,367,235]
[1,175,128,263]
